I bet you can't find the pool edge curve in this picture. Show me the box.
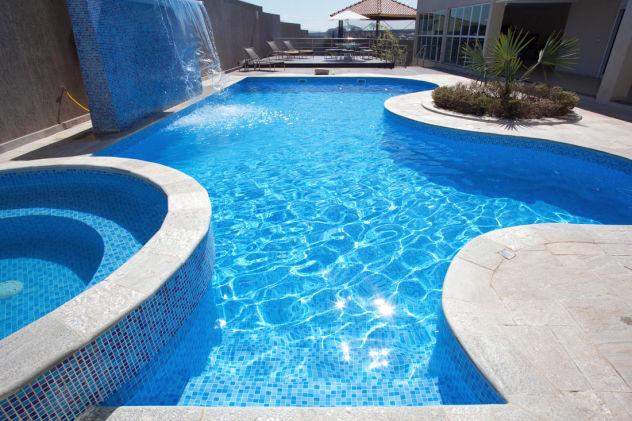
[0,157,213,419]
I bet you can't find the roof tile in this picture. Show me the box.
[331,0,417,19]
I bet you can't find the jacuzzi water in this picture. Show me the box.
[0,170,167,340]
[101,77,632,407]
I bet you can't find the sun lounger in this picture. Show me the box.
[267,40,299,59]
[242,47,285,71]
[284,40,313,58]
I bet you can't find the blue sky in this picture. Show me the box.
[246,0,418,32]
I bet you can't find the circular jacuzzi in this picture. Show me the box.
[0,165,167,340]
[0,157,213,420]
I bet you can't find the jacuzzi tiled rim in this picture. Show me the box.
[0,157,212,419]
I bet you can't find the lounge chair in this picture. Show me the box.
[242,47,285,72]
[267,40,299,59]
[283,40,313,58]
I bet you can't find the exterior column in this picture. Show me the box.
[439,9,449,63]
[597,0,632,103]
[483,0,506,58]
[413,12,420,64]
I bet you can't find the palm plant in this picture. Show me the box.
[537,32,579,85]
[462,28,578,116]
[462,42,489,84]
[489,28,533,103]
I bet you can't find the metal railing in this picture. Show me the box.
[271,37,409,66]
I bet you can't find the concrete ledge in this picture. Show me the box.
[0,157,212,400]
[79,404,534,420]
[0,114,92,154]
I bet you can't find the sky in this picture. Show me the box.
[245,0,418,32]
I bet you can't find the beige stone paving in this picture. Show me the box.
[5,68,632,420]
[443,224,632,420]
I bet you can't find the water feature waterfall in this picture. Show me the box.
[157,0,224,91]
[66,0,223,133]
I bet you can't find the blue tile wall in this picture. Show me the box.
[0,168,168,340]
[65,0,204,133]
[0,231,214,421]
[428,314,504,405]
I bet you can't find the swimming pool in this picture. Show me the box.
[0,168,167,340]
[100,77,632,407]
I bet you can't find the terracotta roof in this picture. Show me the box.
[331,0,417,20]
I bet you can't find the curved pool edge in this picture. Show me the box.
[386,87,632,417]
[384,90,632,162]
[442,223,632,418]
[0,157,213,417]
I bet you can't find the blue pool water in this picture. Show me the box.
[0,169,167,340]
[101,77,632,406]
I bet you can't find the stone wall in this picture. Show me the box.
[0,0,88,144]
[0,0,306,143]
[203,0,307,70]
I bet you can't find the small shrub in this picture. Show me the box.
[432,81,578,119]
[550,91,579,115]
[515,83,579,117]
[433,84,488,116]
[505,99,523,119]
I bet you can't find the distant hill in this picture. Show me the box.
[309,25,415,40]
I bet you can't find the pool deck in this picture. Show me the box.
[2,67,632,420]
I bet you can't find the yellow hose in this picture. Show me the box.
[65,90,90,112]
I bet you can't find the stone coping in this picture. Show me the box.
[442,224,632,419]
[79,404,523,420]
[0,157,212,400]
[421,95,582,126]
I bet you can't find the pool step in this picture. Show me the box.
[177,374,445,407]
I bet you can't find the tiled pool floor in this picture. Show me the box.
[79,224,632,420]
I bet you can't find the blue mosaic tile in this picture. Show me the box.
[65,0,205,133]
[0,169,167,340]
[97,77,632,409]
[0,232,213,420]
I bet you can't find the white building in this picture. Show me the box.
[413,0,632,105]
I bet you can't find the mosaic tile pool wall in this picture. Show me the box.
[0,231,214,420]
[66,0,205,132]
[0,168,168,340]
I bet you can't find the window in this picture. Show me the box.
[417,10,446,62]
[443,3,491,66]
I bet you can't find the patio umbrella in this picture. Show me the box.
[329,10,369,38]
[331,0,417,37]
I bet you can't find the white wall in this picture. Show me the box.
[564,0,622,77]
[597,1,632,102]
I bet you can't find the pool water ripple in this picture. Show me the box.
[101,77,632,407]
